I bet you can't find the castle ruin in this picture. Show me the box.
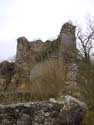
[0,22,78,102]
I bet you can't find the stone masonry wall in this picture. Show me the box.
[0,101,84,125]
[0,22,78,99]
[15,23,77,91]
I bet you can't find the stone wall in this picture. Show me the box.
[16,38,47,66]
[15,23,77,88]
[0,101,84,125]
[0,22,78,98]
[16,23,76,65]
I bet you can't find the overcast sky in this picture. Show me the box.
[0,0,94,61]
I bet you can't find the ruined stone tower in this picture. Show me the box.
[59,22,76,62]
[59,23,77,95]
[60,22,76,42]
[0,22,79,102]
[15,22,78,93]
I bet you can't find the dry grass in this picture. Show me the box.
[82,111,94,125]
[31,58,66,100]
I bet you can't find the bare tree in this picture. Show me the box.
[77,17,94,110]
[77,18,94,63]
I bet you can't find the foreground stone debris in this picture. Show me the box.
[0,101,85,125]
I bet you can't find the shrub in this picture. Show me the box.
[78,62,94,110]
[82,111,94,125]
[31,58,66,100]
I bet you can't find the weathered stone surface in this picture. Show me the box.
[0,101,85,125]
[0,61,16,90]
[0,61,15,77]
[0,22,78,100]
[65,63,78,94]
[59,23,76,63]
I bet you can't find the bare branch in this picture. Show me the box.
[77,18,94,63]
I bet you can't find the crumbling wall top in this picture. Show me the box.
[60,22,76,36]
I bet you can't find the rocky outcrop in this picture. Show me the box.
[0,101,85,125]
